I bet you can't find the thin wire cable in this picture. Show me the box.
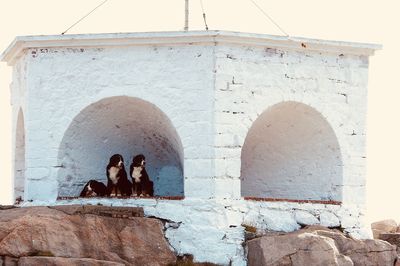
[61,0,109,35]
[199,0,209,31]
[248,0,289,36]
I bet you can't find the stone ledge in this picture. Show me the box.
[18,256,125,266]
[49,204,144,218]
[244,196,342,205]
[57,196,184,201]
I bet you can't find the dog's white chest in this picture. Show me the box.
[109,166,120,184]
[132,167,142,183]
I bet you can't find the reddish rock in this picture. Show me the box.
[0,206,175,266]
[0,256,19,266]
[49,205,144,217]
[247,228,352,266]
[247,225,397,266]
[18,257,125,266]
[317,230,397,266]
[379,233,400,248]
[371,219,398,239]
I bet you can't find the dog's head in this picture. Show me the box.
[81,180,97,197]
[132,154,146,167]
[109,154,124,169]
[86,180,97,196]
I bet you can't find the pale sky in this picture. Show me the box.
[0,0,399,223]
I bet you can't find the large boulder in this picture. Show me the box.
[371,219,398,239]
[379,233,400,248]
[0,206,176,266]
[247,226,397,266]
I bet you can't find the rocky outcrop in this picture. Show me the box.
[2,206,399,266]
[0,206,175,266]
[379,233,400,249]
[18,257,125,266]
[371,220,398,239]
[379,233,400,266]
[247,226,397,266]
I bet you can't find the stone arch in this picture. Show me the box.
[241,101,343,201]
[57,96,184,197]
[14,108,25,201]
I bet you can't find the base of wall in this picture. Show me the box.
[19,197,370,265]
[243,197,341,205]
[56,196,185,201]
[54,196,340,205]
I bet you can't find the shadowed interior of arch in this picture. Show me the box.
[241,101,343,202]
[57,96,184,197]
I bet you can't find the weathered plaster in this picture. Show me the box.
[2,31,380,265]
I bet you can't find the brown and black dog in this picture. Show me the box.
[80,180,107,197]
[106,154,132,197]
[130,154,154,197]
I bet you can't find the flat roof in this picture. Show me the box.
[1,30,382,66]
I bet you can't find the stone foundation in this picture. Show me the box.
[21,198,371,265]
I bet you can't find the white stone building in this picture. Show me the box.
[1,31,380,265]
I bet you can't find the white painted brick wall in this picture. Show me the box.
[3,31,378,265]
[213,44,370,206]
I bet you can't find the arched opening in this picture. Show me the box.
[14,109,25,201]
[241,101,343,201]
[57,96,184,197]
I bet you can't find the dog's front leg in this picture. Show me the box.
[132,183,137,197]
[136,182,142,197]
[106,183,113,197]
[110,186,117,197]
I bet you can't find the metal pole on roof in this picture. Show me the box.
[184,0,189,31]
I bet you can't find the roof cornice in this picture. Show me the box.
[1,30,382,66]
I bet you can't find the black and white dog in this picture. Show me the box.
[106,154,132,197]
[130,154,154,197]
[80,180,107,197]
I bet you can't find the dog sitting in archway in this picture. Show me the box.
[130,154,154,197]
[80,180,107,197]
[106,154,132,197]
